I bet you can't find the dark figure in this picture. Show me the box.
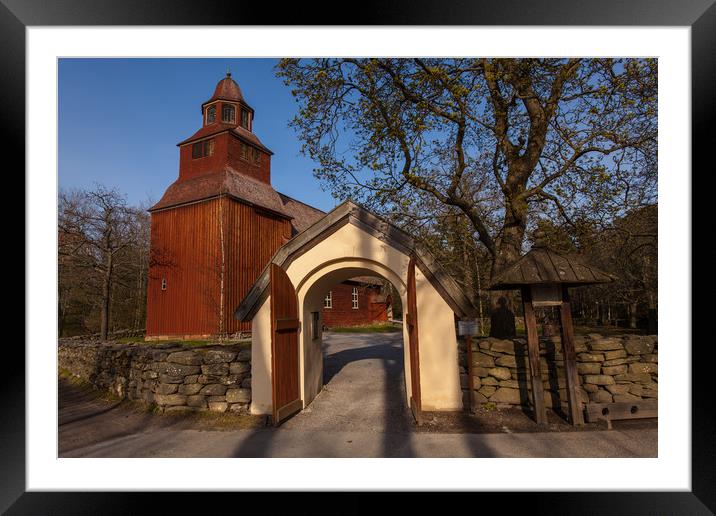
[490,297,516,339]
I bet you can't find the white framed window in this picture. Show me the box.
[161,278,167,291]
[324,291,332,309]
[352,287,359,309]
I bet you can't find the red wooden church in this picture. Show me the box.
[146,73,390,339]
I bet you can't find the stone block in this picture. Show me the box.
[615,373,652,384]
[202,349,238,364]
[589,390,613,403]
[606,384,630,395]
[588,339,624,351]
[200,384,227,396]
[624,337,655,356]
[154,393,187,406]
[226,388,251,404]
[155,383,178,395]
[166,351,202,366]
[229,361,251,375]
[208,401,229,412]
[602,365,628,376]
[481,377,498,386]
[583,375,615,385]
[604,349,627,360]
[186,395,207,407]
[229,403,249,413]
[495,355,517,368]
[578,353,605,362]
[152,362,201,377]
[472,366,490,378]
[489,339,519,354]
[478,385,497,398]
[488,367,512,380]
[643,353,658,363]
[472,352,495,368]
[490,387,521,404]
[629,362,658,375]
[178,383,203,395]
[498,379,520,389]
[202,363,230,376]
[159,374,184,384]
[237,349,252,361]
[577,363,601,375]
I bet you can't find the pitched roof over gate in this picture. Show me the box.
[488,245,615,290]
[234,200,477,321]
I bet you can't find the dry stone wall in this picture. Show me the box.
[458,333,657,410]
[58,339,252,414]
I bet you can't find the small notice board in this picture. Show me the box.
[458,319,479,336]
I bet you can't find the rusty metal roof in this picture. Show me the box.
[489,245,616,290]
[202,73,245,106]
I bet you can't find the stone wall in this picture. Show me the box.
[458,333,657,410]
[58,339,252,413]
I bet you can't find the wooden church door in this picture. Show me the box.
[269,263,302,425]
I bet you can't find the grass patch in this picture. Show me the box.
[116,337,251,348]
[328,323,402,333]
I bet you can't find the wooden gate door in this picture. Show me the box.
[270,263,302,425]
[406,257,423,424]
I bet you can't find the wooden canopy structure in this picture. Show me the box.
[489,240,615,426]
[490,245,616,290]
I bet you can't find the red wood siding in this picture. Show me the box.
[321,282,390,327]
[146,196,290,337]
[178,132,271,184]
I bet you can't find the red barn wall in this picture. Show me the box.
[322,282,389,328]
[146,196,291,338]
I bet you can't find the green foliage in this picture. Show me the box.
[328,323,402,333]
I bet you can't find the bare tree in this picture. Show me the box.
[59,185,145,340]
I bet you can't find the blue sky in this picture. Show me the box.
[58,58,338,211]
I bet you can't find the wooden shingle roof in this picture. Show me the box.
[489,245,615,290]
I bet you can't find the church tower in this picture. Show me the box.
[145,73,296,339]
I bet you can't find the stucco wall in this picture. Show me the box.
[248,223,463,415]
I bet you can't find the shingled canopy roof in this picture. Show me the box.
[235,200,477,321]
[489,244,616,290]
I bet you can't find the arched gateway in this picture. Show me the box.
[235,201,476,424]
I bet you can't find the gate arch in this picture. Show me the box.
[235,201,476,420]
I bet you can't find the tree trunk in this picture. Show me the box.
[100,251,113,341]
[488,202,527,315]
[629,301,638,329]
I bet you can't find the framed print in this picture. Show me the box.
[5,0,712,512]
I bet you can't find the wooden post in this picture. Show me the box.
[465,334,475,413]
[559,286,584,426]
[521,287,546,425]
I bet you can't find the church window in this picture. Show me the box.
[222,104,236,123]
[192,138,214,159]
[240,142,249,160]
[241,109,249,129]
[206,105,216,124]
[324,291,332,309]
[252,147,261,164]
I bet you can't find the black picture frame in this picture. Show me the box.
[5,0,711,512]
